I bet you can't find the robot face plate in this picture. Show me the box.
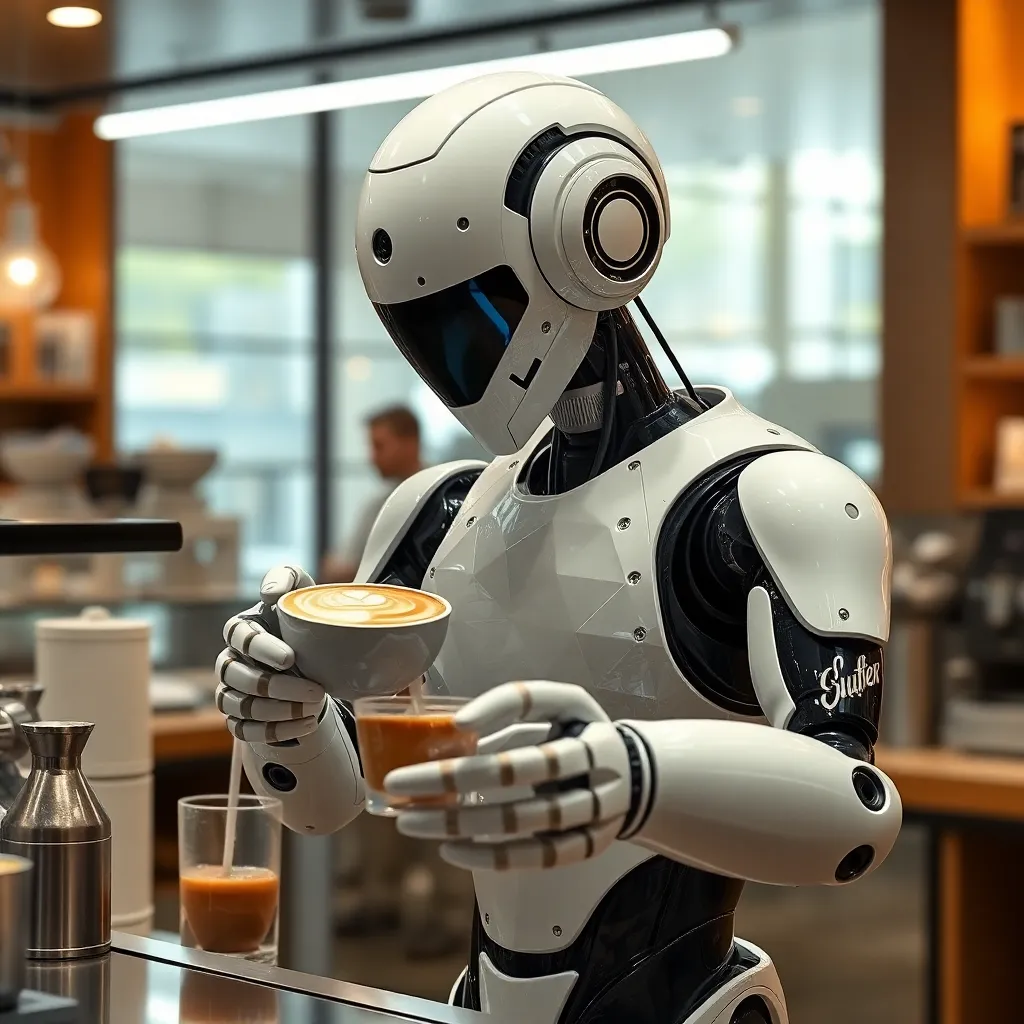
[355,72,670,456]
[373,265,529,409]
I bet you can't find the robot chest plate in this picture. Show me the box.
[425,447,713,721]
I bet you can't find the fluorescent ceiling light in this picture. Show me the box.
[47,7,102,28]
[94,26,735,140]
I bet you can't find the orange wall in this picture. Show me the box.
[1,111,113,457]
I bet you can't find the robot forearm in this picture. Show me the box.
[242,699,366,836]
[619,718,902,887]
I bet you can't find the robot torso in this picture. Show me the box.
[423,386,814,724]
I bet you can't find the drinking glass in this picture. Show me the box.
[178,795,282,964]
[354,695,477,816]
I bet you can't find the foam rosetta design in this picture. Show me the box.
[280,585,447,627]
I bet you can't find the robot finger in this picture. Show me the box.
[260,565,315,604]
[454,680,610,737]
[222,617,294,671]
[225,715,320,744]
[215,683,322,724]
[395,780,627,841]
[439,820,622,872]
[216,650,323,703]
[385,734,596,798]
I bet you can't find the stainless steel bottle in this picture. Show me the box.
[0,722,111,959]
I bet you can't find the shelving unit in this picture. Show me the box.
[0,111,113,475]
[954,0,1024,507]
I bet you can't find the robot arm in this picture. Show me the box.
[217,461,485,836]
[390,451,902,886]
[622,450,902,884]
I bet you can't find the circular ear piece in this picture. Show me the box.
[529,136,667,312]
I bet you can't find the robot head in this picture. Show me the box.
[355,72,671,455]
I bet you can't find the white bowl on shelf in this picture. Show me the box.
[133,449,218,488]
[0,431,95,487]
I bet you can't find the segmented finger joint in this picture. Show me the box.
[548,798,562,831]
[514,682,532,716]
[544,746,560,780]
[541,839,557,869]
[439,761,458,793]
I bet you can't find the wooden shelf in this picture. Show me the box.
[0,384,97,403]
[963,357,1024,379]
[963,222,1024,245]
[961,487,1024,509]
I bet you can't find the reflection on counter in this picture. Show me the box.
[26,935,481,1024]
[177,969,278,1024]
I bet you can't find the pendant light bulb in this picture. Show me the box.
[0,199,61,311]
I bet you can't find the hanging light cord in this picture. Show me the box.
[633,295,705,409]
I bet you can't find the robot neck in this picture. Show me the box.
[541,307,702,495]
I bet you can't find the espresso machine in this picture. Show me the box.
[0,433,96,605]
[0,518,180,1021]
[943,509,1024,753]
[132,448,240,598]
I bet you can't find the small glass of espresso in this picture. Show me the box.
[354,695,477,816]
[178,795,282,964]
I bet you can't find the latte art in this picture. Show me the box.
[279,584,448,627]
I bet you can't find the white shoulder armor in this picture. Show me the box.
[355,460,488,584]
[737,449,892,643]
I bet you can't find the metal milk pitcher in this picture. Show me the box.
[0,722,111,959]
[0,684,43,814]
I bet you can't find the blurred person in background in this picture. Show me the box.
[321,405,423,584]
[325,404,472,958]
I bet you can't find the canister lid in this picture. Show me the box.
[35,606,150,641]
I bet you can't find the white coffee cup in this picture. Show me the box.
[271,583,451,700]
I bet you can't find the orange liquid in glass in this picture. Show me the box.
[356,713,476,808]
[180,865,278,954]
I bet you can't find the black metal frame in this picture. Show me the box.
[312,105,334,567]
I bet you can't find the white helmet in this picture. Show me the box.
[355,71,671,456]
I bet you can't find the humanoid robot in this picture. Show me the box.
[215,72,902,1024]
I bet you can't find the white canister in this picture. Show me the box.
[91,774,153,927]
[35,607,152,778]
[112,911,153,936]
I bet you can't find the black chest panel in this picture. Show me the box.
[455,856,753,1024]
[372,467,482,589]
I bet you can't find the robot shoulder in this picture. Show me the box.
[355,460,488,587]
[737,450,892,643]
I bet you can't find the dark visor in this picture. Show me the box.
[374,265,529,408]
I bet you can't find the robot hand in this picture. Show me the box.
[387,681,633,871]
[215,565,326,744]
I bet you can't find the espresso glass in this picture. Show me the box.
[353,695,477,815]
[178,795,282,964]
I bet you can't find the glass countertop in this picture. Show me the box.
[26,934,478,1024]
